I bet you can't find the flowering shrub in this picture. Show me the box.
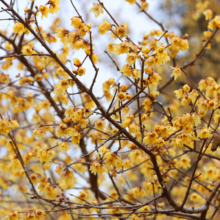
[0,0,220,219]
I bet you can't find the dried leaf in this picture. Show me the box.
[211,133,220,151]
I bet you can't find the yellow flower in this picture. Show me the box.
[125,93,132,101]
[156,137,165,148]
[143,131,158,145]
[122,115,134,127]
[71,108,83,122]
[129,123,140,135]
[214,110,220,124]
[192,113,201,126]
[59,169,76,189]
[95,119,106,130]
[141,205,151,212]
[58,142,70,151]
[120,64,132,77]
[99,19,111,35]
[39,5,49,19]
[127,187,146,200]
[9,154,22,170]
[92,53,99,64]
[21,45,33,56]
[55,165,63,175]
[142,98,152,111]
[121,84,128,92]
[169,35,189,52]
[190,193,201,202]
[204,166,217,180]
[13,22,27,33]
[35,210,45,219]
[66,31,78,46]
[107,42,115,53]
[4,211,19,220]
[104,152,122,170]
[35,74,42,82]
[183,84,190,92]
[42,71,49,79]
[144,56,156,67]
[115,24,128,38]
[133,187,146,197]
[79,118,88,128]
[126,53,137,65]
[73,58,81,67]
[56,27,69,44]
[90,161,105,175]
[76,67,85,76]
[180,155,191,169]
[170,36,181,47]
[76,190,91,203]
[36,148,53,162]
[0,72,10,84]
[30,173,39,185]
[116,92,126,101]
[148,72,161,85]
[179,39,189,51]
[44,162,51,170]
[129,149,142,164]
[141,2,149,11]
[132,69,141,80]
[171,66,181,80]
[208,16,220,30]
[84,107,93,117]
[141,113,149,123]
[49,0,60,14]
[188,89,198,103]
[56,79,69,91]
[71,16,82,28]
[78,23,90,37]
[174,89,184,99]
[32,127,46,140]
[203,30,212,38]
[44,33,57,44]
[123,158,133,169]
[73,39,85,50]
[72,132,81,145]
[115,41,130,54]
[141,47,150,56]
[197,127,210,139]
[89,3,104,18]
[203,9,213,20]
[5,42,12,50]
[125,0,136,4]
